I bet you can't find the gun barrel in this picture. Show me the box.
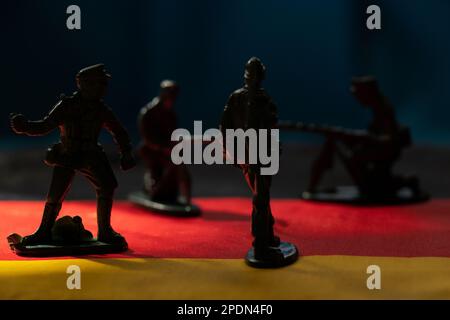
[277,120,373,142]
[277,121,308,131]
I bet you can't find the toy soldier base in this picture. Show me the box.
[8,216,127,258]
[129,191,201,217]
[130,80,200,217]
[246,242,299,268]
[7,64,135,257]
[221,57,299,268]
[302,185,429,205]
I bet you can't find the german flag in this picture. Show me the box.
[1,198,450,299]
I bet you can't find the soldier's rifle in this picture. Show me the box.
[277,120,412,148]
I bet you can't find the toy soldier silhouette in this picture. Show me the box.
[129,80,200,216]
[10,64,136,247]
[220,57,298,268]
[279,76,427,203]
[138,80,192,205]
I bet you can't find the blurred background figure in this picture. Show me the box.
[300,76,427,203]
[130,80,199,216]
[138,80,191,205]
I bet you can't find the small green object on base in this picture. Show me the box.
[245,242,299,269]
[302,185,430,205]
[129,191,201,217]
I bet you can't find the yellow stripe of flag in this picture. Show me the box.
[1,256,450,300]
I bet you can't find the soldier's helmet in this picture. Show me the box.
[51,216,93,244]
[245,57,266,81]
[350,76,382,107]
[76,64,111,81]
[160,79,179,96]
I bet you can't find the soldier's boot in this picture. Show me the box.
[21,202,61,246]
[254,236,284,262]
[177,165,192,205]
[252,202,283,262]
[97,197,126,245]
[404,175,420,196]
[267,208,280,247]
[270,235,281,247]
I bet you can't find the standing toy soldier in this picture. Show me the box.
[279,76,427,204]
[129,80,200,216]
[8,64,136,256]
[220,57,298,268]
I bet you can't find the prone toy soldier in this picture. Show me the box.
[10,64,136,247]
[220,57,298,267]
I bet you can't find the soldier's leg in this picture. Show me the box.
[22,166,75,245]
[80,154,123,244]
[243,166,257,231]
[140,145,164,197]
[146,163,188,204]
[307,138,336,192]
[150,164,179,203]
[144,166,163,196]
[244,166,281,259]
[142,146,179,202]
[175,164,192,205]
[337,151,370,193]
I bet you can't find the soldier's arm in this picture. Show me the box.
[11,101,64,136]
[219,94,236,134]
[137,104,163,151]
[103,107,133,155]
[219,93,237,163]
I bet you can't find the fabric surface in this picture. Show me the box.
[2,256,450,300]
[1,199,450,260]
[1,198,450,299]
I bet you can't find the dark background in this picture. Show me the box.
[2,0,450,146]
[0,0,449,199]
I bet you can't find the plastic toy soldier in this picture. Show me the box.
[8,64,136,255]
[129,80,200,216]
[220,57,298,268]
[279,76,427,204]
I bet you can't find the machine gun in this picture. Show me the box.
[277,120,412,148]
